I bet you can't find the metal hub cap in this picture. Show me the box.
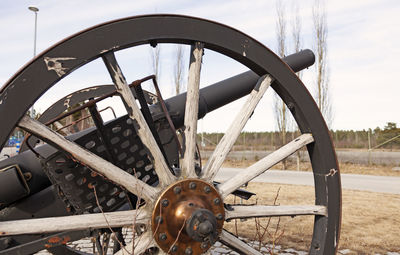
[151,179,224,254]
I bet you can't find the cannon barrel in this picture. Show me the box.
[156,49,315,128]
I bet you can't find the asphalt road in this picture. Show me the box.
[215,168,400,194]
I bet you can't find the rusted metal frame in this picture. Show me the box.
[18,116,159,202]
[151,77,183,156]
[53,106,116,133]
[133,82,169,165]
[0,230,91,255]
[44,75,154,127]
[87,100,116,164]
[101,51,176,187]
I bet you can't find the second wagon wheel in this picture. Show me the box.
[0,15,341,254]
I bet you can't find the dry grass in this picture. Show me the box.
[223,183,400,254]
[220,158,400,177]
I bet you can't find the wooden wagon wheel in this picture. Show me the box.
[0,15,341,255]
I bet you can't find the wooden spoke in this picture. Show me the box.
[202,75,273,181]
[0,210,147,236]
[225,205,327,220]
[219,134,314,198]
[115,231,156,255]
[219,230,263,255]
[181,42,204,178]
[18,116,158,202]
[102,51,176,186]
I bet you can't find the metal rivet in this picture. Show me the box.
[162,199,169,207]
[159,233,167,241]
[185,247,193,255]
[204,186,211,193]
[201,242,208,249]
[216,213,223,220]
[155,216,163,224]
[171,245,178,252]
[189,182,197,189]
[174,186,182,194]
[213,198,220,205]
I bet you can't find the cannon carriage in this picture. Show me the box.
[0,15,341,255]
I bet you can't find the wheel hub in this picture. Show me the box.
[151,179,224,254]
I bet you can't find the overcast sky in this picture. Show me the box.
[0,0,399,132]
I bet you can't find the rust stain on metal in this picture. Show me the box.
[44,57,76,77]
[48,236,62,243]
[47,236,71,246]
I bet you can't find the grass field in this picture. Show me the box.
[224,183,400,254]
[221,158,400,177]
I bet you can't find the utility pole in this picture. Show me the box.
[28,6,39,118]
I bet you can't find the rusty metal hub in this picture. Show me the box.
[151,179,224,254]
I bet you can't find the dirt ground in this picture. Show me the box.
[220,158,400,177]
[223,183,400,254]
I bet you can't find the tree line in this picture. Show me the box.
[198,122,400,150]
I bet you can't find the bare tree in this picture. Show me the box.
[312,0,332,127]
[149,45,162,92]
[291,1,302,79]
[173,45,185,95]
[291,1,303,170]
[274,0,289,169]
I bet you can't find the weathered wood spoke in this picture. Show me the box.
[102,51,176,187]
[181,42,204,178]
[18,116,158,202]
[0,210,147,236]
[202,74,273,181]
[219,134,314,198]
[219,230,263,255]
[225,205,327,220]
[115,231,157,255]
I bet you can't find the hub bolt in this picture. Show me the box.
[204,186,211,193]
[213,198,220,205]
[171,245,178,252]
[159,233,167,241]
[216,213,223,220]
[174,186,182,194]
[201,242,208,249]
[185,247,193,255]
[189,182,197,189]
[162,199,169,207]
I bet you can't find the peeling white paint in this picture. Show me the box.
[44,57,76,77]
[326,168,338,177]
[63,98,71,108]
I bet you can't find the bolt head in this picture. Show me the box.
[216,213,223,220]
[189,182,197,189]
[185,247,193,255]
[201,242,208,249]
[174,186,182,194]
[213,198,220,205]
[204,186,211,193]
[159,233,167,241]
[171,245,178,252]
[162,199,169,207]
